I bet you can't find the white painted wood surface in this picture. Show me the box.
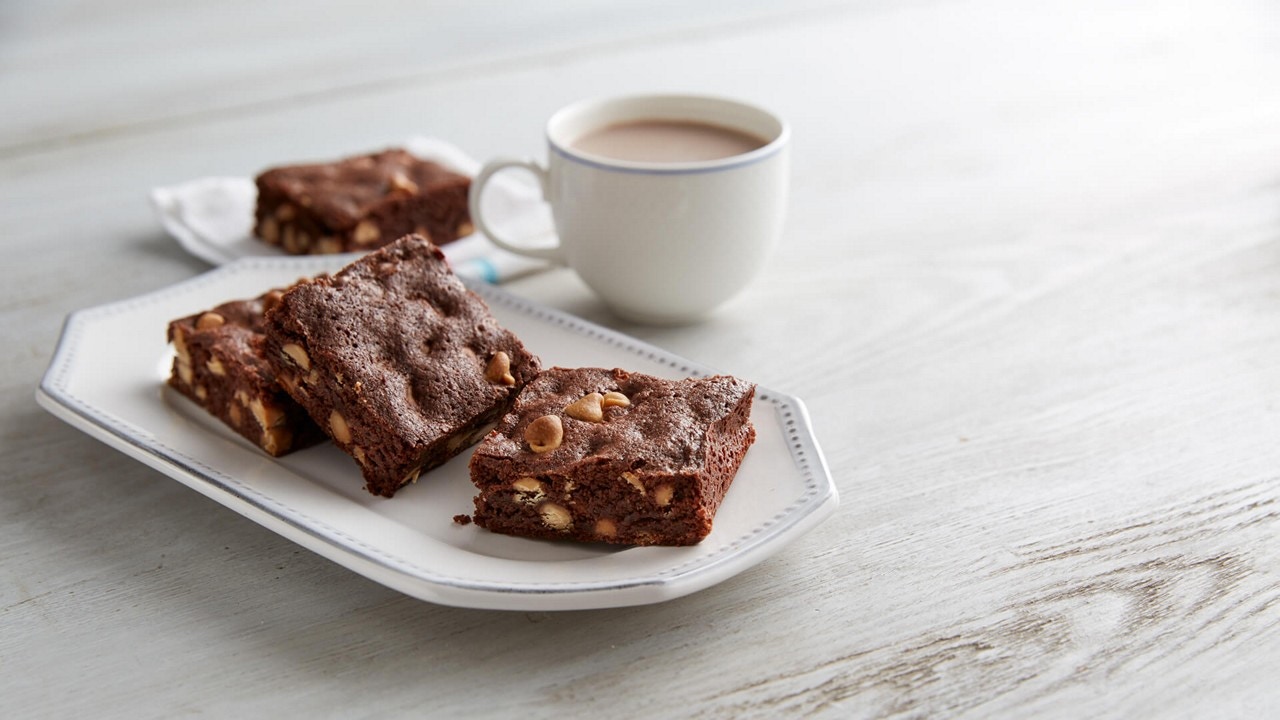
[4,0,1279,716]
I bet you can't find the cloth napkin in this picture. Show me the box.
[149,137,553,283]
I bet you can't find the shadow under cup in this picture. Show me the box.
[547,95,790,324]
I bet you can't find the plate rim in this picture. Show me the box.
[36,257,839,609]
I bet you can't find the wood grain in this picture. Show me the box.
[3,0,1279,717]
[695,478,1280,718]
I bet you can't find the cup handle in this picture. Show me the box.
[468,157,566,264]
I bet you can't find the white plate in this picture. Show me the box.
[36,257,838,610]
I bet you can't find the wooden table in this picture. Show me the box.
[5,0,1278,716]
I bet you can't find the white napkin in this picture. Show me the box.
[149,136,554,283]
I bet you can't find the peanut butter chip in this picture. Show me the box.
[622,471,646,495]
[172,327,190,361]
[512,477,545,494]
[402,466,423,486]
[601,391,630,409]
[281,343,311,371]
[283,227,311,254]
[250,398,285,429]
[525,415,563,453]
[260,217,280,244]
[654,484,674,507]
[329,410,352,444]
[565,393,604,423]
[195,312,225,331]
[539,502,572,531]
[485,351,515,385]
[353,220,381,246]
[389,172,419,195]
[261,427,293,456]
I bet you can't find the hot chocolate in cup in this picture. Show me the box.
[469,94,790,325]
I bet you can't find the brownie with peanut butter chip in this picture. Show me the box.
[166,289,326,457]
[467,367,756,546]
[261,234,540,498]
[253,148,472,255]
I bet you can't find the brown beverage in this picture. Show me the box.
[570,119,769,163]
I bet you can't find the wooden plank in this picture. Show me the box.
[3,0,1279,716]
[0,0,848,155]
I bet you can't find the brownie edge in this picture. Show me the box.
[468,367,756,546]
[166,290,326,457]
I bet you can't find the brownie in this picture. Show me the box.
[254,148,473,255]
[468,367,757,546]
[261,234,540,497]
[167,290,326,457]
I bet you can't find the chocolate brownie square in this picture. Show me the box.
[468,367,757,546]
[261,234,540,497]
[167,290,326,457]
[254,148,472,255]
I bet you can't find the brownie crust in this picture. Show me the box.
[254,149,473,255]
[468,367,756,546]
[261,234,540,497]
[167,290,325,457]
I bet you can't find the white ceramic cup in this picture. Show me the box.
[468,94,790,324]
